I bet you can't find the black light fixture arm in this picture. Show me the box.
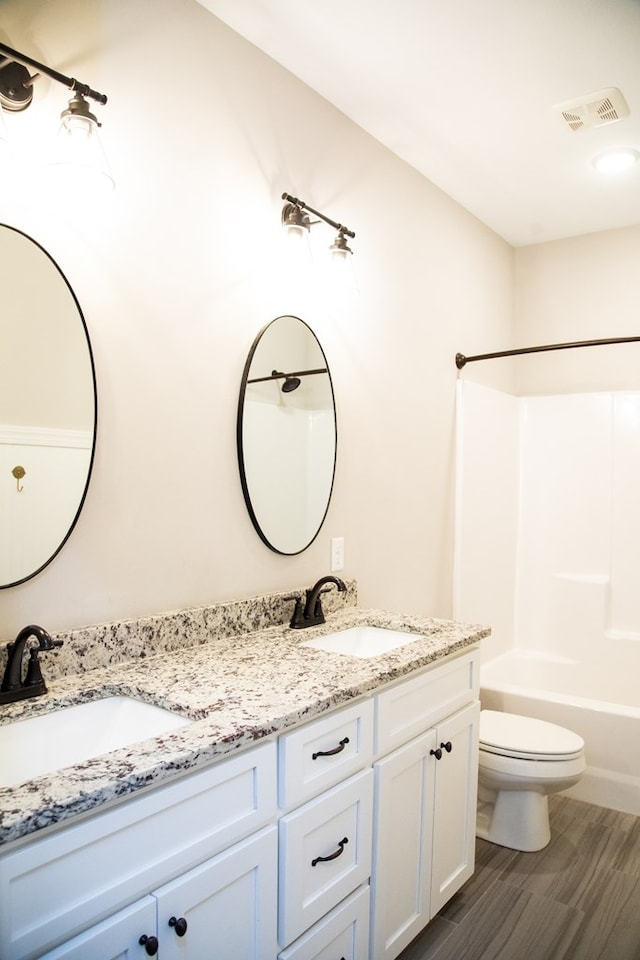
[0,40,107,105]
[282,192,355,239]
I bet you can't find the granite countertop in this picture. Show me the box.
[0,607,488,848]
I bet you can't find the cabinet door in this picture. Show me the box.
[154,825,278,960]
[370,728,437,960]
[430,701,480,916]
[40,897,157,959]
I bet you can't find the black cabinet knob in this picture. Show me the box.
[441,741,453,753]
[169,915,188,937]
[138,934,159,956]
[430,747,443,760]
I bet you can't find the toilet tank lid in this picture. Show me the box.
[480,710,585,756]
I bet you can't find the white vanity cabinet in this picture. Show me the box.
[0,740,278,960]
[0,643,480,960]
[40,826,277,960]
[370,649,480,960]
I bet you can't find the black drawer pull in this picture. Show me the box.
[169,915,188,937]
[312,736,349,760]
[139,934,159,956]
[441,740,453,753]
[430,747,442,760]
[311,836,349,866]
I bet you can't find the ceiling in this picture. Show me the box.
[197,0,640,247]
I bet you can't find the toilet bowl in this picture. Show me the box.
[476,710,585,852]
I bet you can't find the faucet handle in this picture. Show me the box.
[24,649,45,688]
[23,636,61,692]
[37,634,63,651]
[288,596,306,629]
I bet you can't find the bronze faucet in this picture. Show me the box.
[290,575,347,629]
[0,625,63,705]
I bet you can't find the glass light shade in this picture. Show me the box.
[282,202,310,253]
[285,222,310,243]
[46,107,115,193]
[592,148,639,174]
[282,220,312,274]
[328,233,358,295]
[330,244,351,263]
[326,252,357,300]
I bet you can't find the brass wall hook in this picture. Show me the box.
[11,465,25,492]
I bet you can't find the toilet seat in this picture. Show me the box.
[479,710,584,762]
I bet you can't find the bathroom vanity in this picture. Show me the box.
[0,595,486,960]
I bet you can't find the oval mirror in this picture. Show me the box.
[0,225,97,588]
[237,316,337,554]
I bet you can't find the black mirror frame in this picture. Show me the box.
[237,316,337,555]
[1,224,98,589]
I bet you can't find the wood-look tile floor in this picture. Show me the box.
[398,795,640,960]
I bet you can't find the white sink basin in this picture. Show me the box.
[301,626,422,658]
[0,696,192,788]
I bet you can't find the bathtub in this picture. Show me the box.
[480,644,640,815]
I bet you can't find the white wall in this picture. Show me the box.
[514,225,640,395]
[0,0,514,636]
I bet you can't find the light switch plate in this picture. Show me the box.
[331,536,345,571]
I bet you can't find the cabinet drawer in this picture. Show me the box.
[0,740,277,960]
[278,884,370,960]
[279,768,373,947]
[375,648,479,755]
[279,698,373,809]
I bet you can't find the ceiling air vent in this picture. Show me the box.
[554,87,629,132]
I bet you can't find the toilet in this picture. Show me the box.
[476,710,585,852]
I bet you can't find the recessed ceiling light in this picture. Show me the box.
[592,148,639,173]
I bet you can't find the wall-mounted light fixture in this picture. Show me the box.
[0,40,113,189]
[281,192,355,263]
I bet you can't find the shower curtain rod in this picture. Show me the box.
[455,335,640,369]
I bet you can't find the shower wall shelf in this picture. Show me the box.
[455,335,640,369]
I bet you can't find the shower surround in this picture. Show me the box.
[455,381,640,814]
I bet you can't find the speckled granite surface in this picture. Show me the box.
[0,581,357,682]
[0,591,488,849]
